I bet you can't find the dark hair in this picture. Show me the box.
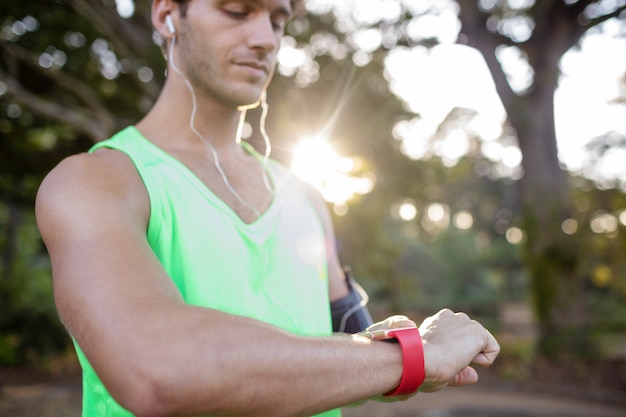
[171,0,190,17]
[171,0,306,18]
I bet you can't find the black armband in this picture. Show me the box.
[330,267,373,333]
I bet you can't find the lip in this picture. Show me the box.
[235,61,269,75]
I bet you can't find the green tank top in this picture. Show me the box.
[74,126,341,417]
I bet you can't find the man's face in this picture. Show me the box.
[175,0,292,108]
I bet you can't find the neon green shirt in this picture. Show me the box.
[75,126,341,416]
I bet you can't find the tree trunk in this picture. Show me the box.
[457,1,596,359]
[516,85,592,358]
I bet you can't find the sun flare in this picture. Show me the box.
[291,136,375,212]
[291,136,339,186]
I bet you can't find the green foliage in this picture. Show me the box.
[496,337,535,381]
[0,0,624,367]
[0,204,68,365]
[0,0,165,185]
[0,0,165,364]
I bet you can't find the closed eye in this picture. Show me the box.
[225,9,249,20]
[222,2,250,20]
[271,10,290,32]
[271,18,287,32]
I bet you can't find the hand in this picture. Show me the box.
[418,309,500,392]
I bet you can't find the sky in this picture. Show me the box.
[555,28,626,184]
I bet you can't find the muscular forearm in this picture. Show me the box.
[40,144,499,417]
[94,306,403,417]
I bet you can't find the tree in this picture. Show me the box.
[0,1,422,359]
[0,0,166,363]
[2,0,625,365]
[456,0,626,358]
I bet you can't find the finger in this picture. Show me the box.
[448,366,478,386]
[389,317,416,329]
[364,321,386,332]
[472,349,499,367]
[385,315,410,327]
[366,315,411,332]
[473,331,501,367]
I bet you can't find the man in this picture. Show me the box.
[35,0,500,416]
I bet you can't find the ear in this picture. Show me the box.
[152,0,178,40]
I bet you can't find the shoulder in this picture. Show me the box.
[267,160,334,232]
[37,148,143,206]
[292,175,334,234]
[36,148,149,243]
[266,158,335,235]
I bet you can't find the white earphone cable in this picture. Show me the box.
[168,34,274,220]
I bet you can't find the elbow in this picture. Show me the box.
[108,368,180,417]
[119,391,166,417]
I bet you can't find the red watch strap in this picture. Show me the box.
[383,327,425,396]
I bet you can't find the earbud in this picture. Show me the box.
[165,14,176,35]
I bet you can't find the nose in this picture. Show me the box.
[248,13,279,53]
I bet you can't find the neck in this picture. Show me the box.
[137,76,247,153]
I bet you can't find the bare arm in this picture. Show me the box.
[36,151,499,417]
[36,151,403,416]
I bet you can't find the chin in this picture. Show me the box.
[238,100,262,111]
[235,91,264,110]
[219,80,266,110]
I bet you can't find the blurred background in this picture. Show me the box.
[1,0,626,415]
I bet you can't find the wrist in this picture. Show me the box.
[377,327,425,396]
